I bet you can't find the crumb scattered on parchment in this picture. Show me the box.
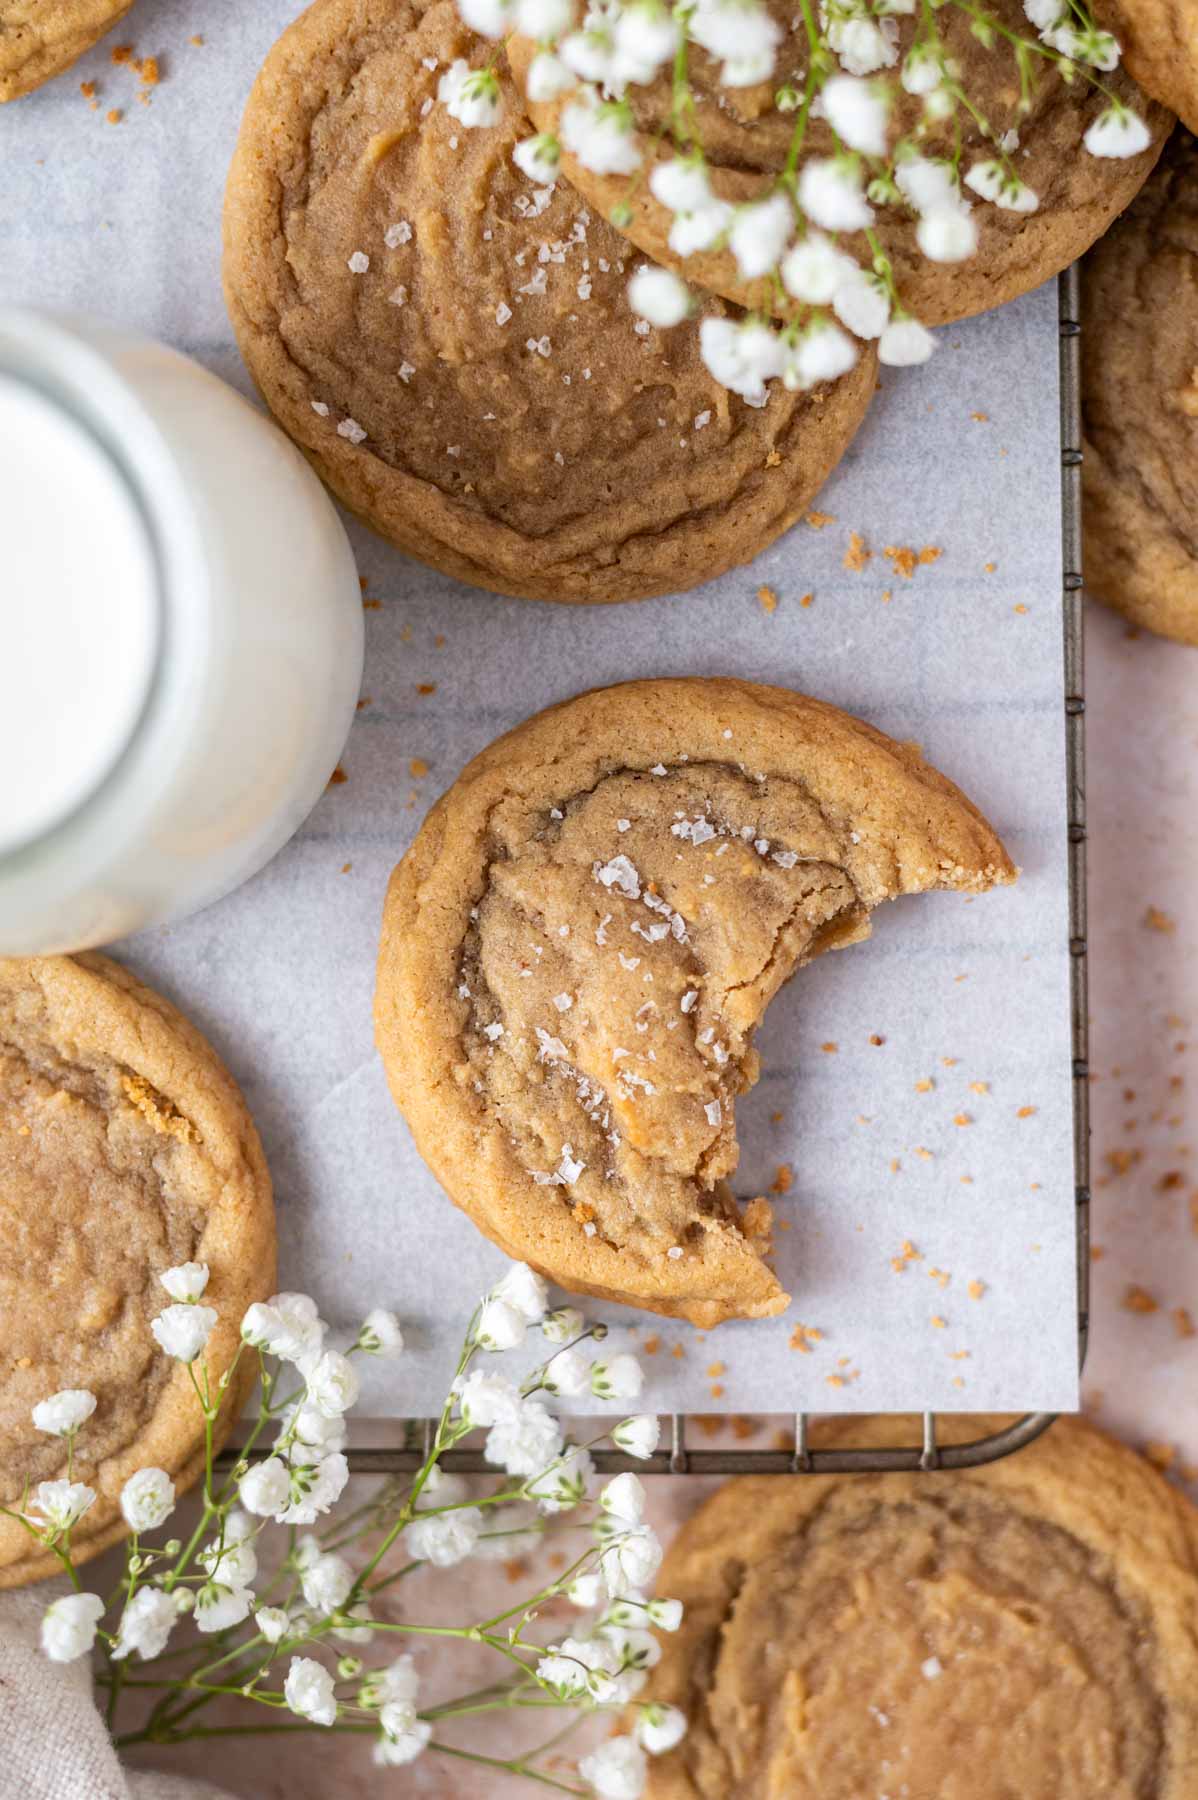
[670,1343,685,1359]
[757,584,778,614]
[327,766,348,787]
[789,1322,824,1353]
[1145,906,1176,934]
[340,862,352,875]
[1122,1285,1159,1315]
[843,531,871,571]
[416,682,437,696]
[106,108,122,123]
[971,411,990,422]
[1174,1308,1197,1340]
[1144,1442,1177,1473]
[970,1081,989,1096]
[770,1164,793,1195]
[806,510,835,529]
[1013,603,1029,615]
[800,591,814,608]
[409,758,429,778]
[930,1315,947,1330]
[984,560,997,573]
[884,544,942,581]
[953,1113,973,1127]
[707,1361,725,1379]
[914,1145,933,1161]
[968,1279,986,1301]
[928,1266,951,1288]
[891,1240,921,1274]
[870,1033,885,1047]
[820,1041,838,1054]
[642,1335,660,1356]
[915,1077,934,1094]
[1016,1105,1037,1119]
[111,43,133,62]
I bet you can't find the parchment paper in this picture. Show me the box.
[0,0,1079,1415]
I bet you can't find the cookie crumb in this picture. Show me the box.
[1122,1285,1158,1315]
[770,1164,793,1195]
[327,766,348,787]
[967,1279,986,1301]
[806,510,835,529]
[843,530,871,572]
[409,759,429,778]
[1145,906,1176,934]
[757,584,778,614]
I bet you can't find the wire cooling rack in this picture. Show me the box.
[224,267,1090,1482]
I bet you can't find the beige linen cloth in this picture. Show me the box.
[0,1584,236,1800]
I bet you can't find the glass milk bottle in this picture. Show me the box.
[0,310,364,954]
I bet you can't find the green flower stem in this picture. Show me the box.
[429,1741,587,1797]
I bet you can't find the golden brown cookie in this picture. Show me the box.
[0,954,275,1587]
[222,0,876,606]
[509,1,1169,328]
[643,1414,1198,1799]
[0,0,132,102]
[1083,128,1198,646]
[375,679,1014,1327]
[1097,0,1198,135]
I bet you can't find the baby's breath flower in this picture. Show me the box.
[579,1734,649,1799]
[964,160,1039,214]
[301,1551,355,1616]
[151,1302,216,1363]
[878,315,935,365]
[195,1582,254,1633]
[611,1,681,88]
[120,1467,176,1533]
[200,1523,258,1590]
[277,1399,347,1462]
[647,1595,683,1630]
[529,1443,595,1512]
[439,60,503,129]
[405,1506,483,1567]
[239,1455,292,1517]
[782,233,857,305]
[475,1296,527,1351]
[111,1585,182,1661]
[255,1606,289,1644]
[241,1292,326,1365]
[699,316,785,403]
[487,1396,565,1477]
[538,1634,621,1698]
[277,1451,350,1525]
[332,1600,375,1644]
[526,48,576,101]
[561,22,616,85]
[355,1307,404,1358]
[561,92,643,176]
[41,1592,105,1664]
[591,1353,644,1401]
[457,0,513,33]
[514,0,575,37]
[360,1653,419,1710]
[456,1367,522,1427]
[798,156,874,232]
[689,0,783,88]
[542,1346,593,1396]
[785,319,859,386]
[824,5,900,77]
[600,1471,646,1524]
[159,1261,210,1303]
[541,1305,585,1344]
[305,1349,361,1419]
[832,267,890,338]
[916,204,978,263]
[492,1262,551,1324]
[894,154,959,214]
[1084,106,1151,160]
[820,74,890,155]
[599,1522,663,1596]
[901,40,943,95]
[375,1701,433,1766]
[514,132,562,187]
[649,156,732,256]
[612,1414,660,1459]
[31,1388,96,1438]
[729,191,794,280]
[567,1569,604,1607]
[28,1479,95,1535]
[284,1655,338,1726]
[627,263,693,327]
[636,1700,688,1754]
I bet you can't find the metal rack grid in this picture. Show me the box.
[228,266,1090,1482]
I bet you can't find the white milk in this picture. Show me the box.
[0,313,365,954]
[0,376,159,854]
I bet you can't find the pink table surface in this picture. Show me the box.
[120,601,1198,1798]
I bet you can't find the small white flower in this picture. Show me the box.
[159,1261,210,1303]
[277,1451,350,1525]
[355,1307,404,1357]
[375,1701,433,1765]
[457,0,513,34]
[832,268,891,338]
[120,1468,176,1533]
[567,1570,603,1607]
[916,205,978,263]
[439,59,503,129]
[627,264,692,327]
[284,1655,337,1726]
[827,13,899,76]
[612,2,680,87]
[901,41,943,94]
[541,1306,585,1345]
[528,1443,594,1512]
[560,93,642,176]
[301,1551,355,1615]
[31,1389,96,1438]
[514,0,574,36]
[525,49,575,102]
[492,1262,550,1324]
[698,317,785,404]
[964,159,1039,213]
[728,191,793,280]
[543,1346,593,1396]
[475,1297,527,1351]
[405,1507,482,1567]
[239,1456,292,1517]
[601,1472,646,1524]
[486,1398,564,1476]
[151,1303,217,1363]
[1084,106,1151,160]
[1023,0,1060,27]
[538,1634,620,1698]
[878,316,936,365]
[580,1734,649,1799]
[781,233,857,305]
[241,1293,325,1366]
[636,1701,688,1755]
[195,1583,254,1633]
[28,1480,95,1534]
[689,0,782,86]
[306,1350,361,1419]
[457,1368,523,1427]
[650,155,713,215]
[785,320,859,387]
[647,1596,683,1630]
[41,1592,105,1663]
[361,1653,419,1709]
[591,1354,644,1401]
[600,1523,663,1595]
[561,25,615,85]
[111,1586,181,1661]
[821,75,889,155]
[278,1400,347,1462]
[256,1606,289,1644]
[612,1415,660,1459]
[894,154,958,214]
[798,157,874,232]
[513,133,561,187]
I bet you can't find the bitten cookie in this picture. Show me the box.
[1083,128,1198,645]
[643,1414,1198,1799]
[222,0,875,606]
[1097,1,1198,135]
[0,955,276,1586]
[0,0,132,102]
[509,0,1168,328]
[375,679,1014,1327]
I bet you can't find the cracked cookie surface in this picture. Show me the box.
[375,678,1015,1326]
[0,954,275,1586]
[0,0,132,102]
[222,0,875,605]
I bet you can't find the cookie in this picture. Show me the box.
[222,0,876,606]
[375,679,1014,1327]
[509,0,1169,328]
[1082,128,1198,645]
[642,1414,1198,1799]
[0,955,276,1586]
[1097,1,1198,135]
[0,0,132,102]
